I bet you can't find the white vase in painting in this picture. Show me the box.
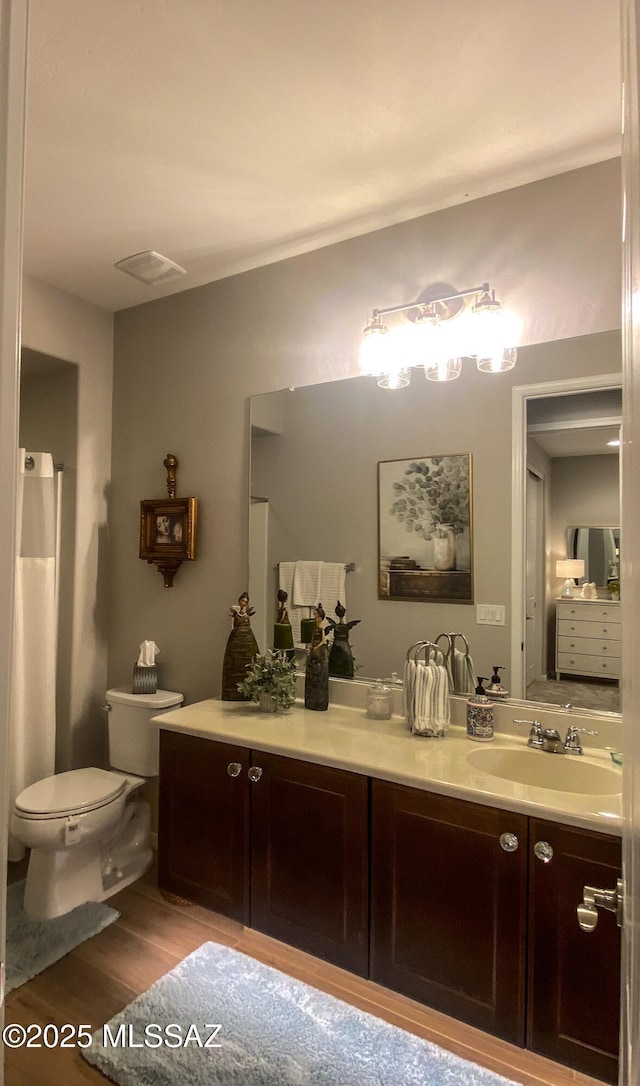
[433,524,456,571]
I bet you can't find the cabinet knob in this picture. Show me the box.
[248,766,263,783]
[227,762,243,778]
[534,840,554,863]
[499,832,519,852]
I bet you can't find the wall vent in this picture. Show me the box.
[114,250,187,285]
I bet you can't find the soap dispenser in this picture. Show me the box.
[487,666,508,697]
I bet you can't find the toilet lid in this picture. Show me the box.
[15,768,127,818]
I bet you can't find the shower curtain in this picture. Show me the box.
[8,451,59,861]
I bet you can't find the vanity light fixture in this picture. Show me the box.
[556,559,586,598]
[358,282,520,389]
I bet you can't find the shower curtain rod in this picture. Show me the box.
[24,455,64,472]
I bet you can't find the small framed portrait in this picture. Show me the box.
[139,497,197,563]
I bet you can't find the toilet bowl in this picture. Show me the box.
[11,686,183,919]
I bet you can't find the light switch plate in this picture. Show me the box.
[476,604,506,626]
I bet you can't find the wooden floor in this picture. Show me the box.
[5,863,605,1086]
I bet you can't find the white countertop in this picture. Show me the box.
[153,699,622,836]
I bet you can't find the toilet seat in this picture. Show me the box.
[14,768,127,820]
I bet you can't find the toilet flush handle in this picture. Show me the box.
[101,703,111,712]
[64,818,81,846]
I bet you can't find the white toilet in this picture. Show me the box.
[11,686,183,919]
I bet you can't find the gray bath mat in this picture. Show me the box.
[5,878,119,992]
[83,940,519,1085]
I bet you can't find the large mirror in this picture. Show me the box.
[249,328,621,718]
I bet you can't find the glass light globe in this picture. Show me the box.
[471,296,521,372]
[425,356,463,382]
[372,322,418,388]
[377,366,411,389]
[413,311,453,370]
[358,318,389,376]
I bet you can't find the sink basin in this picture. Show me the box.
[466,746,622,795]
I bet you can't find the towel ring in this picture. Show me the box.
[434,633,454,661]
[450,631,471,657]
[406,639,440,663]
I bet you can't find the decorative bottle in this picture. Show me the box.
[304,604,329,711]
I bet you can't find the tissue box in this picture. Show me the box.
[132,665,158,695]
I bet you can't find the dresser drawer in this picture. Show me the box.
[558,618,621,640]
[556,652,620,678]
[557,602,620,625]
[557,635,621,658]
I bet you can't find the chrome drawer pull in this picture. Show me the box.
[227,762,243,777]
[499,832,519,853]
[248,766,263,783]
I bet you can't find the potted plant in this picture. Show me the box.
[237,649,297,712]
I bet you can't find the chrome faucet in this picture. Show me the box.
[563,724,599,755]
[540,728,564,754]
[514,719,598,754]
[513,719,543,748]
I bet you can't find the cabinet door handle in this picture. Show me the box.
[248,766,263,782]
[227,762,243,777]
[499,832,519,852]
[577,878,624,932]
[534,840,554,863]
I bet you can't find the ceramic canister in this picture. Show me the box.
[466,695,495,742]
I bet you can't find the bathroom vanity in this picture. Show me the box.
[155,699,622,1083]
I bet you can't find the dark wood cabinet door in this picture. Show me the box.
[158,730,250,921]
[527,818,621,1083]
[250,752,369,975]
[371,780,528,1044]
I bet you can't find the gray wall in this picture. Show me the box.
[550,455,620,551]
[109,160,622,704]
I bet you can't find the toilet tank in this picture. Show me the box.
[106,687,183,776]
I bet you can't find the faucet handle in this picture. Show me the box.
[564,724,598,755]
[513,719,543,748]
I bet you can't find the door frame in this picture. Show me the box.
[510,372,622,701]
[0,0,28,1065]
[620,2,640,1081]
[524,465,545,688]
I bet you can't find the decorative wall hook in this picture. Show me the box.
[139,453,198,587]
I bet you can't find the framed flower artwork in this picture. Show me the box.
[378,453,473,602]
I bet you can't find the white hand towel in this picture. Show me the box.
[453,648,475,695]
[403,659,416,726]
[412,660,437,736]
[292,561,323,606]
[318,563,347,615]
[433,664,451,733]
[278,562,307,644]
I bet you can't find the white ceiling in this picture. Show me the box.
[530,425,621,458]
[23,0,622,313]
